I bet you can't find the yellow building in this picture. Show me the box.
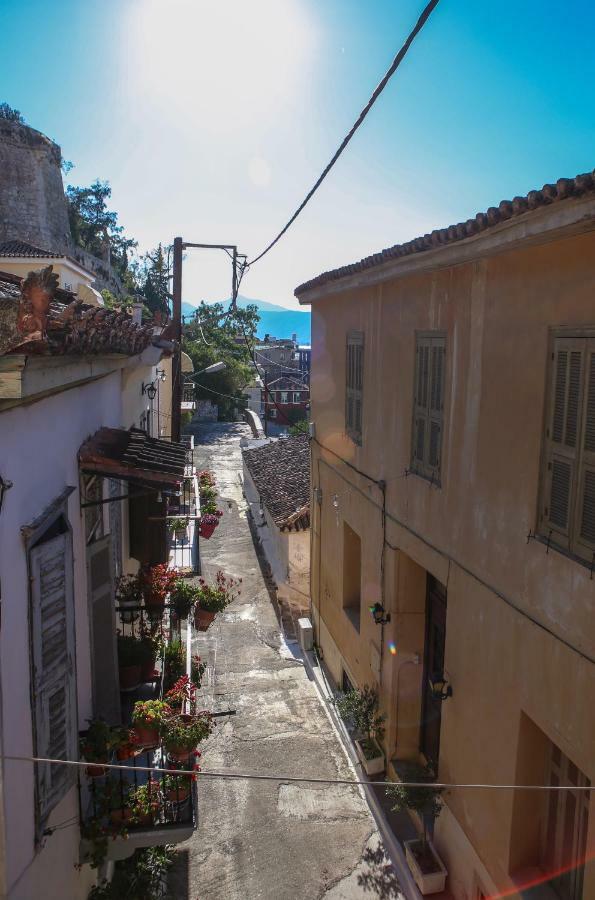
[296,170,595,900]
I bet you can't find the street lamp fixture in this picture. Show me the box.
[0,474,13,514]
[142,381,158,400]
[186,361,227,380]
[370,602,391,626]
[428,673,453,701]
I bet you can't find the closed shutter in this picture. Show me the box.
[541,339,585,549]
[87,536,120,723]
[30,530,77,822]
[575,344,595,561]
[346,331,364,444]
[412,334,446,481]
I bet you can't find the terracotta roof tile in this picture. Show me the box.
[243,434,310,530]
[0,239,62,258]
[295,168,595,297]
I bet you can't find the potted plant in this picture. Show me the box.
[138,629,163,682]
[164,773,193,807]
[199,512,221,539]
[163,639,186,692]
[194,571,240,630]
[387,763,447,895]
[170,578,200,619]
[115,573,142,624]
[199,484,217,505]
[80,719,115,777]
[198,470,216,488]
[165,675,197,714]
[169,517,187,542]
[163,712,213,763]
[129,780,163,826]
[112,726,138,761]
[139,564,178,617]
[131,699,172,748]
[335,686,386,776]
[101,777,133,826]
[191,654,207,688]
[117,634,142,691]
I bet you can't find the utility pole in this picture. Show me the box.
[171,236,183,443]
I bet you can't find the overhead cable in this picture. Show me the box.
[3,755,593,792]
[247,0,441,266]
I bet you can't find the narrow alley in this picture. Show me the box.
[167,422,402,900]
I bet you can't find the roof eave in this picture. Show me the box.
[295,193,595,303]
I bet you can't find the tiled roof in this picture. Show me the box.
[0,239,62,258]
[267,376,309,391]
[0,265,153,357]
[295,168,595,297]
[243,433,310,530]
[79,427,187,489]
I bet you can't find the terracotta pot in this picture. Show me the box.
[110,807,132,826]
[116,743,136,761]
[199,522,217,539]
[119,664,141,691]
[133,724,160,748]
[195,608,216,631]
[141,656,157,681]
[85,763,108,778]
[166,785,191,804]
[165,744,193,763]
[144,591,166,618]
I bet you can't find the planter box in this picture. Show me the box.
[355,738,385,776]
[404,839,447,895]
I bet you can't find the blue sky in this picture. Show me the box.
[1,0,594,308]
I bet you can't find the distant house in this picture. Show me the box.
[0,238,104,305]
[242,434,310,610]
[262,375,309,425]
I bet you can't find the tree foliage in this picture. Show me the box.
[142,243,171,316]
[66,179,137,279]
[182,302,259,420]
[0,102,25,123]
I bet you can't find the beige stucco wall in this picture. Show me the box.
[307,226,595,898]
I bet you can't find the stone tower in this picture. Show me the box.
[0,118,72,253]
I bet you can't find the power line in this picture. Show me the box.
[3,755,594,792]
[247,0,441,266]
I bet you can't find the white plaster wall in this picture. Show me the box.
[287,528,310,606]
[242,464,288,585]
[0,357,159,898]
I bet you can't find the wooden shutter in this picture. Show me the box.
[30,531,77,822]
[87,536,120,723]
[412,334,446,480]
[575,342,595,561]
[346,331,364,444]
[541,338,585,549]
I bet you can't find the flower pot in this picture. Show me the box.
[119,664,141,691]
[195,608,216,631]
[199,522,217,539]
[110,807,132,826]
[133,724,160,748]
[355,738,385,776]
[174,528,186,542]
[85,763,108,778]
[404,839,448,895]
[116,743,137,761]
[165,744,193,763]
[166,783,191,804]
[140,656,158,681]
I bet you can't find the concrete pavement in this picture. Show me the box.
[166,422,402,900]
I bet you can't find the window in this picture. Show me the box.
[539,335,595,562]
[342,522,361,631]
[411,333,446,482]
[269,408,277,418]
[280,391,289,403]
[293,392,302,403]
[346,331,364,444]
[26,494,77,831]
[83,475,104,545]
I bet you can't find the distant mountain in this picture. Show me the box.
[181,295,311,345]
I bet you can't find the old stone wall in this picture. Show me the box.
[0,119,71,253]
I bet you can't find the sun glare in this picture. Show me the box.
[128,0,316,135]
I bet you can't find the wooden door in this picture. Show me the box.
[420,576,447,773]
[543,744,590,900]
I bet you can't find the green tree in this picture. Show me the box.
[142,243,172,317]
[289,419,310,436]
[0,102,24,123]
[182,301,259,420]
[66,179,137,278]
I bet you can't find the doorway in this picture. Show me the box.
[420,575,447,773]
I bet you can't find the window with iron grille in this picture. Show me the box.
[411,333,446,482]
[539,334,595,564]
[346,331,364,444]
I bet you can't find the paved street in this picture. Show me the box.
[167,422,402,900]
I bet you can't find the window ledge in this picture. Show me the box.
[533,532,595,574]
[408,466,442,488]
[344,607,361,632]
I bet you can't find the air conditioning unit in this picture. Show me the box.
[297,617,313,652]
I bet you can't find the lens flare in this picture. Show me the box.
[388,641,397,656]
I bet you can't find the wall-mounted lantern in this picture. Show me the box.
[428,672,452,701]
[370,602,391,626]
[142,381,157,400]
[157,368,167,382]
[0,474,13,513]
